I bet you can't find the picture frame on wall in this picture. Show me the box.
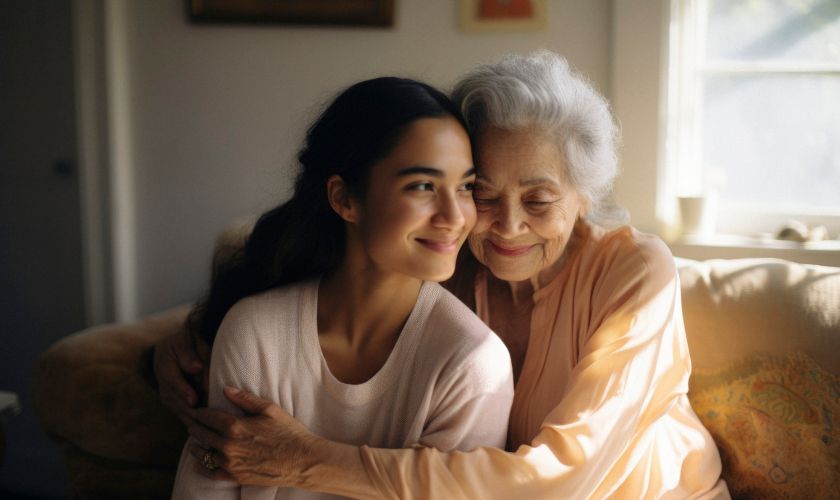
[188,0,395,27]
[459,0,548,34]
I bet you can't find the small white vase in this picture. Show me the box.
[678,193,718,237]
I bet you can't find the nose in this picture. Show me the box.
[492,198,527,238]
[431,191,466,230]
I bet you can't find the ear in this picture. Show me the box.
[577,193,591,219]
[326,175,361,224]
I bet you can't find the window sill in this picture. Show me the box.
[667,234,840,267]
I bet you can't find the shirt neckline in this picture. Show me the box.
[299,278,438,406]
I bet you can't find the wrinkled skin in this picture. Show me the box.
[185,387,320,487]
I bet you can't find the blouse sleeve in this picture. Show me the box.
[416,332,514,452]
[353,239,719,499]
[172,299,274,499]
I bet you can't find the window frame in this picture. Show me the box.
[663,0,840,238]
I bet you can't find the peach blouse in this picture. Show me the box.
[356,223,729,499]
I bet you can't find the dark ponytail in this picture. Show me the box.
[189,77,464,345]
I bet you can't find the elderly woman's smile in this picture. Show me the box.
[486,240,535,256]
[468,126,587,286]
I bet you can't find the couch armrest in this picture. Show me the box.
[32,306,190,466]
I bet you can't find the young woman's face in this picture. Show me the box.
[356,116,476,282]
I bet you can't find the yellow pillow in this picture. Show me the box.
[689,352,840,498]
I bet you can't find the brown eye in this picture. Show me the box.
[407,182,434,192]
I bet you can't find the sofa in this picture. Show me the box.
[32,227,840,499]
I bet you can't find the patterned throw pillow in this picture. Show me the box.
[689,352,840,499]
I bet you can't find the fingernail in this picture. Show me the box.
[226,386,240,395]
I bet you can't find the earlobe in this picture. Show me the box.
[326,175,360,223]
[578,194,591,220]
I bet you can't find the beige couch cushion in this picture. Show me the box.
[677,257,840,374]
[677,257,840,498]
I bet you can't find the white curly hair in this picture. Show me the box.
[452,50,628,227]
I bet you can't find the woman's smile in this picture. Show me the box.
[487,240,535,257]
[416,236,461,253]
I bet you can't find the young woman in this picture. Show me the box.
[171,77,514,498]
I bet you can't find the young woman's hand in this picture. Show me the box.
[153,327,209,426]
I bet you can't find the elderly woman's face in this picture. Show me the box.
[468,127,587,284]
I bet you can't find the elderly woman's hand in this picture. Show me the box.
[152,326,209,426]
[186,387,325,487]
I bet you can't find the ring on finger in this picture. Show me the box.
[200,448,219,471]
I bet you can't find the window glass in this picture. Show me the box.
[705,0,840,63]
[669,0,840,231]
[702,73,840,209]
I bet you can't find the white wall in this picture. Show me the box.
[104,0,614,319]
[610,0,669,236]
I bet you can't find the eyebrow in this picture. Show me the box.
[520,176,560,187]
[396,166,476,179]
[477,174,560,187]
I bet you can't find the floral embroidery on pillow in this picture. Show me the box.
[689,352,839,498]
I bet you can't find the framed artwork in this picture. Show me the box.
[459,0,548,34]
[188,0,395,27]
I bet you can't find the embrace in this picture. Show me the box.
[156,50,729,499]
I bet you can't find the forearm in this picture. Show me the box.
[298,437,383,499]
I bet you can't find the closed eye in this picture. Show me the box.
[473,196,498,207]
[524,199,558,213]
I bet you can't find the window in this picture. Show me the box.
[665,0,840,238]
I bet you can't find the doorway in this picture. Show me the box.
[0,0,85,496]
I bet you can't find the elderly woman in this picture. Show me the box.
[156,51,729,498]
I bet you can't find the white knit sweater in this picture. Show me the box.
[173,279,514,499]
